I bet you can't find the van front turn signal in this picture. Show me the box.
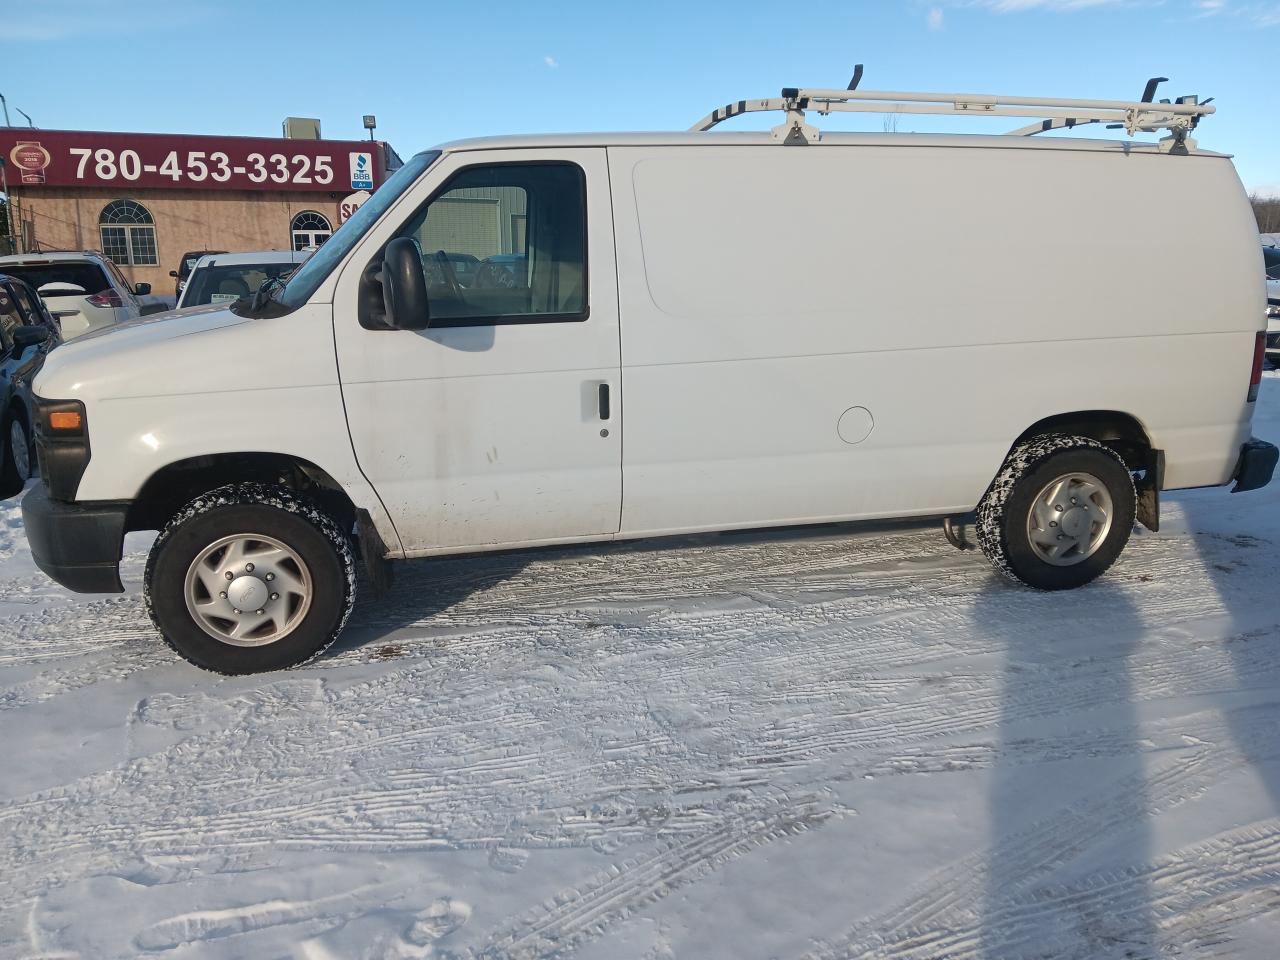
[48,411,83,431]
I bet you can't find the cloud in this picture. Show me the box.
[975,0,1127,9]
[953,0,1280,22]
[1246,3,1280,25]
[927,6,946,27]
[5,0,212,40]
[1187,0,1280,25]
[543,55,559,68]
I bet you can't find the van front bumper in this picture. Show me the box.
[1231,437,1279,494]
[20,484,127,593]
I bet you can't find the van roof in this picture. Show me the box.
[432,130,1230,159]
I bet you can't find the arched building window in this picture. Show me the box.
[99,199,158,266]
[290,210,332,251]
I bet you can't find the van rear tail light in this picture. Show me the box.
[1248,332,1265,403]
[86,290,123,308]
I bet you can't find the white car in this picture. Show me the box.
[176,250,312,309]
[17,80,1278,674]
[1264,246,1280,366]
[0,251,149,340]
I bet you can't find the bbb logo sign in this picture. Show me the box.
[349,152,373,190]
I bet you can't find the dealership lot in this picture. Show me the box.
[0,373,1277,958]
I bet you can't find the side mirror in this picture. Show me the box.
[12,325,51,350]
[134,282,151,295]
[168,271,179,278]
[381,237,429,330]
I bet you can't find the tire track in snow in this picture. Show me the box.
[2,614,1275,922]
[475,791,841,959]
[802,711,1280,960]
[835,818,1280,960]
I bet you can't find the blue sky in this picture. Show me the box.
[4,0,1277,193]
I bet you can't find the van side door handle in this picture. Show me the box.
[598,382,611,421]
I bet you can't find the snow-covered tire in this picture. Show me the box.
[144,483,356,674]
[0,407,31,499]
[976,434,1136,590]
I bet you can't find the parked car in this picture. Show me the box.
[176,250,312,309]
[169,250,226,301]
[0,274,58,497]
[1264,246,1280,367]
[423,251,480,288]
[17,82,1279,674]
[473,253,527,289]
[0,251,149,340]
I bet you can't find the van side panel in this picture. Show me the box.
[609,144,1260,536]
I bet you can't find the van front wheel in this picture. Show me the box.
[976,435,1136,590]
[144,483,356,674]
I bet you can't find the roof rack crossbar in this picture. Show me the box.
[690,84,1215,148]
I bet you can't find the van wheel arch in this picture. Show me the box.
[1011,410,1153,471]
[127,453,357,536]
[1002,410,1161,531]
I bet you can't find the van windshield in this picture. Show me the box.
[275,150,440,310]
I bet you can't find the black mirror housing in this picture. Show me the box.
[13,325,52,349]
[168,271,179,278]
[382,237,430,331]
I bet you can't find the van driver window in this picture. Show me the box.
[396,162,586,323]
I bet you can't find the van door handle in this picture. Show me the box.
[598,382,611,421]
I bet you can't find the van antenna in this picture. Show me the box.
[847,65,864,91]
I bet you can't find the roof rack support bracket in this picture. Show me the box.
[770,96,819,144]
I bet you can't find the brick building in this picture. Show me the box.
[1,127,400,292]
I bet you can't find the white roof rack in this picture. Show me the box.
[691,70,1215,153]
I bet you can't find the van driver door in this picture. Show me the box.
[331,148,621,555]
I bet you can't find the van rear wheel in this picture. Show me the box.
[976,434,1136,590]
[144,483,356,674]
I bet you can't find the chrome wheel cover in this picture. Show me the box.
[184,533,312,646]
[1025,472,1114,567]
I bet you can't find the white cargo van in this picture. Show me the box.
[20,82,1277,673]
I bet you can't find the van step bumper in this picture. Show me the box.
[20,484,127,593]
[1231,437,1279,494]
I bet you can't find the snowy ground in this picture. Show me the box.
[3,377,1280,960]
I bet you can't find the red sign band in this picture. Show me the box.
[0,129,385,193]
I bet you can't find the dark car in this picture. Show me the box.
[1264,246,1280,279]
[169,250,227,300]
[0,274,59,497]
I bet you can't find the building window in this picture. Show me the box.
[291,211,332,251]
[99,199,158,266]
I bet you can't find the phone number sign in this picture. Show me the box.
[0,129,385,193]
